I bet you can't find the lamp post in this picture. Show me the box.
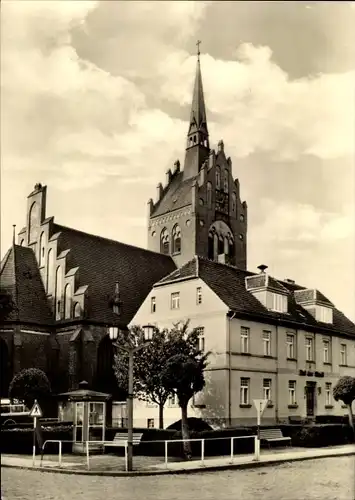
[108,322,154,471]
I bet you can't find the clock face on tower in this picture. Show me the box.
[215,190,229,215]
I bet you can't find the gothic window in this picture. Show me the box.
[218,236,224,256]
[160,228,169,255]
[229,239,235,259]
[39,232,45,267]
[55,266,63,320]
[207,182,212,208]
[232,193,237,213]
[172,224,181,254]
[46,249,54,293]
[73,302,81,318]
[28,202,37,243]
[64,283,72,319]
[224,169,229,193]
[216,167,221,190]
[224,237,229,255]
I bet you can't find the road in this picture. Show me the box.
[2,456,354,500]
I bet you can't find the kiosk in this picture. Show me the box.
[58,381,111,454]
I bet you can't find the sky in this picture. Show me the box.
[1,1,354,320]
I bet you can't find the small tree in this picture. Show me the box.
[9,368,51,409]
[113,326,175,429]
[161,322,209,459]
[333,376,355,435]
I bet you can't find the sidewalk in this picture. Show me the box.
[2,444,355,476]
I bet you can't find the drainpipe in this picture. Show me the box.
[227,311,236,427]
[275,323,279,424]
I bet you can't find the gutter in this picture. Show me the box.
[227,311,236,427]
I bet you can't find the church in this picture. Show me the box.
[1,50,354,426]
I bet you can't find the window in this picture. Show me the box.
[73,302,81,318]
[240,378,250,405]
[147,419,155,429]
[340,344,347,365]
[171,292,180,310]
[196,287,202,305]
[241,327,250,353]
[64,284,72,319]
[263,331,271,356]
[171,225,181,254]
[216,166,221,189]
[231,193,237,213]
[151,297,156,313]
[263,379,271,401]
[55,266,63,320]
[315,305,333,324]
[207,182,212,207]
[168,394,179,407]
[288,381,296,405]
[286,334,295,359]
[267,292,288,313]
[323,339,330,363]
[305,337,314,362]
[325,382,332,406]
[160,228,169,255]
[39,232,45,266]
[224,169,229,193]
[196,327,205,352]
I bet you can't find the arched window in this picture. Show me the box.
[207,182,212,208]
[224,169,229,193]
[216,167,221,190]
[64,284,72,319]
[232,193,237,213]
[47,249,54,293]
[28,202,37,243]
[55,266,63,320]
[224,237,229,255]
[172,224,181,254]
[39,232,45,267]
[160,228,169,255]
[218,236,224,256]
[73,302,81,318]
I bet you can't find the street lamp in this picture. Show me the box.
[108,284,155,471]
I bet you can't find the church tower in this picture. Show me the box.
[147,43,248,270]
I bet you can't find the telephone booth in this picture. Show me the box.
[58,381,111,454]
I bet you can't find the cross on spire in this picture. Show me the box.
[196,40,201,60]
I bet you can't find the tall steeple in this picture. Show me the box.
[184,41,210,179]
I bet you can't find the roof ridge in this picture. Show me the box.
[54,224,174,260]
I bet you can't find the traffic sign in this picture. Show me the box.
[29,400,43,418]
[253,399,268,416]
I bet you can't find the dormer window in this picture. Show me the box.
[294,289,334,324]
[245,273,289,314]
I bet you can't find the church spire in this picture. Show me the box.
[184,41,210,179]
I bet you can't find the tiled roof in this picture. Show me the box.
[150,171,195,218]
[246,274,288,294]
[53,225,176,325]
[156,256,355,336]
[0,245,53,325]
[294,288,334,306]
[155,259,197,285]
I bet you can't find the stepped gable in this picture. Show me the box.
[53,224,176,325]
[0,245,53,324]
[150,171,197,218]
[156,256,355,336]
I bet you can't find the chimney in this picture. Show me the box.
[284,278,295,284]
[257,264,268,274]
[156,183,163,202]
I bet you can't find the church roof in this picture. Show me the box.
[0,245,53,325]
[53,224,176,326]
[150,171,196,218]
[155,256,355,337]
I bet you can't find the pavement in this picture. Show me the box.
[2,444,355,476]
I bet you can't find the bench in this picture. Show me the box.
[259,428,292,448]
[103,432,143,450]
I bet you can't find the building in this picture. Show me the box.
[131,256,355,427]
[1,49,354,427]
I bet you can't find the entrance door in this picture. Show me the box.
[305,383,316,417]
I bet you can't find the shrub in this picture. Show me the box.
[1,425,73,454]
[9,368,51,410]
[280,423,353,447]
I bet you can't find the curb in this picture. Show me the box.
[2,450,355,477]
